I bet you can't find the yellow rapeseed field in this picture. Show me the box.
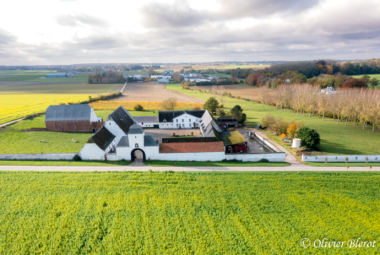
[89,100,203,110]
[0,94,91,125]
[0,171,379,254]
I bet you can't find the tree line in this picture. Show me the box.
[268,85,380,131]
[88,71,124,84]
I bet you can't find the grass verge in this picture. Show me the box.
[145,160,290,167]
[0,160,132,166]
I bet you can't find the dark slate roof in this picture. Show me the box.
[158,110,205,122]
[117,136,130,147]
[107,106,136,134]
[134,116,159,123]
[128,124,144,134]
[144,135,158,146]
[87,126,115,151]
[45,105,93,122]
[217,117,237,122]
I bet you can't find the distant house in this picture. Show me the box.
[45,105,103,132]
[158,110,205,129]
[284,79,290,83]
[164,70,174,76]
[158,78,169,83]
[46,73,67,78]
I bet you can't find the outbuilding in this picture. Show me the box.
[46,73,67,78]
[45,105,103,132]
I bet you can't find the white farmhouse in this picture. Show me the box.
[158,110,205,129]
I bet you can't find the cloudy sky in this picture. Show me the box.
[1,0,380,65]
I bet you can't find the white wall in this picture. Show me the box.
[137,122,156,128]
[80,144,105,160]
[302,155,380,163]
[0,153,76,160]
[173,113,201,129]
[159,122,175,129]
[104,120,126,144]
[148,151,285,162]
[109,144,159,161]
[90,108,98,123]
[128,133,145,149]
[254,133,282,153]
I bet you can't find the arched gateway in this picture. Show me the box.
[131,148,146,161]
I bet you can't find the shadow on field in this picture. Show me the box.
[320,140,363,155]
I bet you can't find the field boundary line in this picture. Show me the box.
[120,82,127,93]
[0,117,26,128]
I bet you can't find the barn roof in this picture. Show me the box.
[107,106,136,134]
[159,141,224,153]
[117,136,130,147]
[87,126,115,151]
[215,130,247,146]
[45,105,93,121]
[134,116,158,123]
[128,124,144,134]
[200,110,222,137]
[158,110,205,122]
[144,135,158,146]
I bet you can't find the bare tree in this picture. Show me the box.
[161,97,177,111]
[259,86,269,108]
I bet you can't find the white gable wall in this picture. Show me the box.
[104,119,126,144]
[90,108,99,123]
[80,143,106,160]
[128,133,145,149]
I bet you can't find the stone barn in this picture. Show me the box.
[45,105,103,132]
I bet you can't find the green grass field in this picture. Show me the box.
[0,160,132,166]
[146,160,290,167]
[0,74,45,81]
[167,84,380,155]
[352,74,380,88]
[0,171,378,253]
[0,110,157,154]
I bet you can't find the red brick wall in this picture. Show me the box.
[45,120,93,132]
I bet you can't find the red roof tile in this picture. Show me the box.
[159,142,224,153]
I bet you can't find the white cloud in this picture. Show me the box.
[0,0,379,65]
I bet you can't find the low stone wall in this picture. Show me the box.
[0,153,77,160]
[254,133,282,153]
[302,155,380,163]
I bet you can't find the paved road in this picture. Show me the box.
[0,165,378,172]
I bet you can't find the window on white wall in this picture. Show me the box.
[189,119,191,122]
[182,119,184,122]
[135,143,139,148]
[176,119,178,122]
